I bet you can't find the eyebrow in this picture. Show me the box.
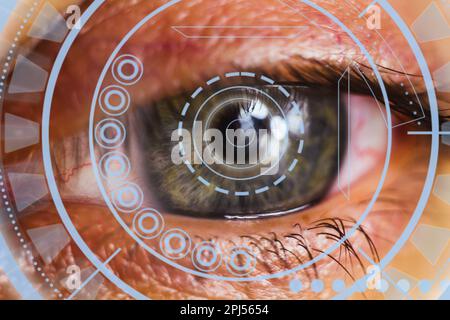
[75,2,428,91]
[6,0,443,131]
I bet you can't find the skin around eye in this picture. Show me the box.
[1,0,445,300]
[41,82,405,300]
[56,90,387,219]
[39,0,426,139]
[21,118,425,299]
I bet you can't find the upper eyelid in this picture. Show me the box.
[262,58,425,97]
[1,4,437,122]
[142,58,427,122]
[255,58,436,121]
[0,53,429,133]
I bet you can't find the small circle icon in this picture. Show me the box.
[99,151,131,180]
[192,241,222,272]
[133,208,164,239]
[160,229,192,260]
[99,85,130,116]
[95,118,126,149]
[112,54,144,86]
[225,245,256,276]
[111,183,143,213]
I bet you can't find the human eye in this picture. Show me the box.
[0,0,448,301]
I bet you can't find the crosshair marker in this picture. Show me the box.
[407,131,450,135]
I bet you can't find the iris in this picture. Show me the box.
[127,82,347,219]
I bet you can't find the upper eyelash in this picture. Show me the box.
[135,56,432,128]
[256,57,433,125]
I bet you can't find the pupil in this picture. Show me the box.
[211,101,270,165]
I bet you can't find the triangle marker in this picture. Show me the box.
[433,175,450,205]
[8,172,48,212]
[4,113,40,153]
[383,267,417,300]
[411,224,450,265]
[411,2,450,43]
[27,224,70,265]
[8,55,49,94]
[27,2,68,43]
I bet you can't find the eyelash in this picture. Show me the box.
[259,58,431,125]
[42,55,418,286]
[64,61,393,277]
[190,216,380,282]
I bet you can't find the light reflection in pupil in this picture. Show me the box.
[208,99,282,167]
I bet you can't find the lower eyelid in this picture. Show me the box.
[16,139,421,299]
[39,85,421,299]
[19,196,405,299]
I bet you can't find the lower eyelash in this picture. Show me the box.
[308,218,380,280]
[235,216,380,283]
[191,216,379,284]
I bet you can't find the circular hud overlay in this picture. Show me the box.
[0,0,448,300]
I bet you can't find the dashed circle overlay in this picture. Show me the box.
[179,72,305,197]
